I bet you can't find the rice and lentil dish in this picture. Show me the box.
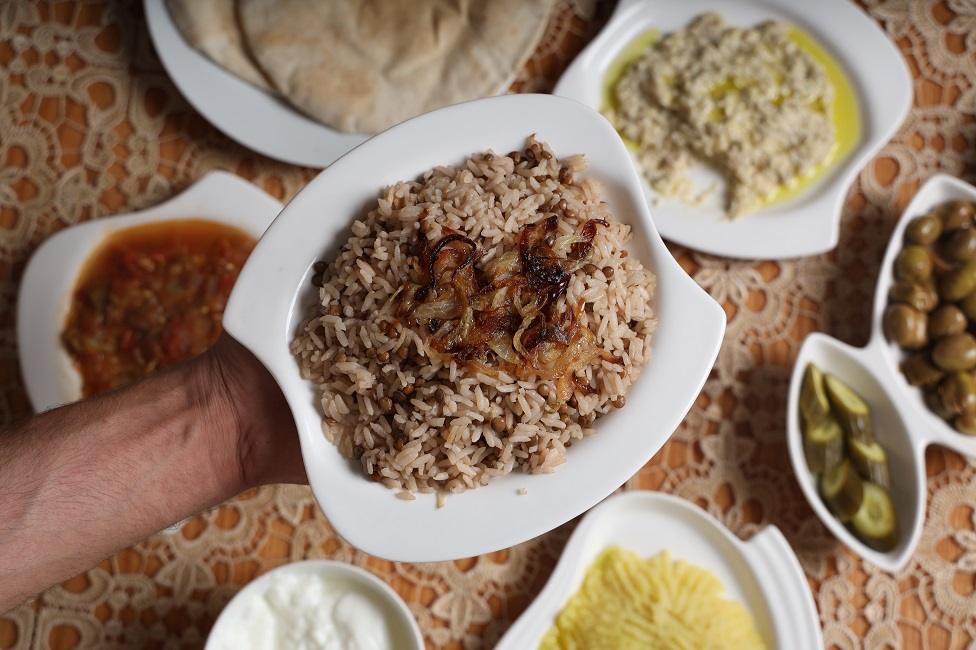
[291,137,656,498]
[607,13,836,217]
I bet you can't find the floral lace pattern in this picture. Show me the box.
[1,1,975,648]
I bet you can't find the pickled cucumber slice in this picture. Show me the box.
[825,374,874,442]
[800,363,831,424]
[803,416,843,473]
[847,437,890,489]
[819,459,864,522]
[850,481,899,552]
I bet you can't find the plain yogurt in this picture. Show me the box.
[213,570,407,650]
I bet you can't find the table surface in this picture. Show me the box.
[1,1,975,648]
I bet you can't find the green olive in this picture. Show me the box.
[939,371,976,415]
[888,281,939,312]
[900,353,944,387]
[930,250,955,276]
[905,214,942,245]
[883,304,928,349]
[943,201,976,231]
[925,388,954,419]
[938,260,976,301]
[942,228,976,262]
[961,291,976,322]
[894,245,933,282]
[955,411,976,435]
[928,304,967,339]
[932,333,976,371]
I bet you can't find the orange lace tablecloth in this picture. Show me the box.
[1,1,975,648]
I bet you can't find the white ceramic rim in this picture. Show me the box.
[786,175,976,573]
[16,171,282,413]
[552,0,912,260]
[222,93,726,562]
[495,491,822,649]
[143,0,367,168]
[203,559,424,650]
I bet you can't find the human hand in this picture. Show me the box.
[207,335,307,489]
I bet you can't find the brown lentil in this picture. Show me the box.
[583,263,598,274]
[603,266,614,278]
[491,416,506,433]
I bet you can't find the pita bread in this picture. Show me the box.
[166,0,274,92]
[238,0,553,134]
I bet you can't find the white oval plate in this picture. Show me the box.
[205,560,423,650]
[223,93,726,562]
[553,0,912,260]
[496,491,822,649]
[17,171,282,413]
[787,175,976,573]
[144,0,367,168]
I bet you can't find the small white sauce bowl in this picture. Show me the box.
[16,171,282,413]
[787,175,976,573]
[553,0,912,259]
[204,560,423,650]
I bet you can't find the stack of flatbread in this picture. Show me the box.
[166,0,553,134]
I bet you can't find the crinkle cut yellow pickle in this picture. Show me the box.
[539,547,766,650]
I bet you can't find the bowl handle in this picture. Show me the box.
[741,526,823,650]
[919,417,976,458]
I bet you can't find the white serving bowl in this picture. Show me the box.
[553,0,912,259]
[204,560,423,650]
[17,171,282,413]
[223,93,726,562]
[787,175,976,573]
[496,491,822,649]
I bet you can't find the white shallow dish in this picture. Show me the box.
[205,560,423,650]
[554,0,912,259]
[496,491,822,649]
[17,171,282,413]
[144,0,367,168]
[787,175,976,573]
[223,93,726,562]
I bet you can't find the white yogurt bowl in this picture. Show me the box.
[205,560,423,650]
[787,175,976,573]
[223,93,726,562]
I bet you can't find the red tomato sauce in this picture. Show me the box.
[61,219,255,397]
